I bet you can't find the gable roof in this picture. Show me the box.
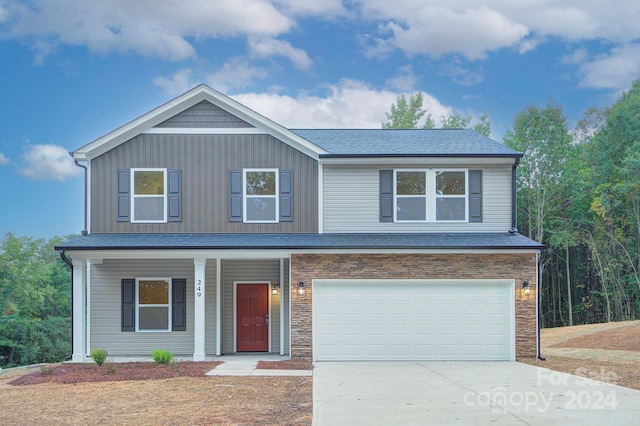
[293,129,522,158]
[73,84,327,161]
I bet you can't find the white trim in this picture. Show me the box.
[130,168,168,223]
[288,258,292,358]
[193,259,206,361]
[318,162,324,234]
[536,251,540,358]
[216,258,222,356]
[143,127,267,135]
[73,84,326,161]
[64,248,541,262]
[71,258,86,362]
[312,278,516,362]
[320,157,518,166]
[243,168,279,223]
[279,258,285,356]
[86,161,92,234]
[135,277,172,332]
[85,260,91,357]
[233,281,271,353]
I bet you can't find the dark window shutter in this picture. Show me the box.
[229,170,243,222]
[121,278,135,332]
[379,170,393,222]
[167,169,182,222]
[279,169,293,222]
[117,170,130,222]
[469,170,483,223]
[172,278,187,331]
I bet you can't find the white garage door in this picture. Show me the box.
[313,279,514,361]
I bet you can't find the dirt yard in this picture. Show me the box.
[520,320,640,390]
[0,361,312,425]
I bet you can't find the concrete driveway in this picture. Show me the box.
[313,361,640,425]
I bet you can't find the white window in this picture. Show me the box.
[243,169,279,223]
[394,169,468,222]
[131,168,167,223]
[136,278,171,332]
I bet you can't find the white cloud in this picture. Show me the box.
[275,0,348,16]
[232,79,451,128]
[561,47,589,65]
[206,58,269,93]
[153,68,196,96]
[0,153,9,165]
[577,44,640,90]
[385,65,419,92]
[248,37,312,71]
[441,61,484,87]
[19,144,81,181]
[3,0,293,61]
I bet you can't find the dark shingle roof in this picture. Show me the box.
[291,129,521,157]
[56,233,542,251]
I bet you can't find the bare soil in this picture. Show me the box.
[520,320,640,391]
[0,362,312,425]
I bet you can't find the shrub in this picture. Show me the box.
[91,348,108,366]
[39,364,54,375]
[0,316,71,368]
[152,349,173,364]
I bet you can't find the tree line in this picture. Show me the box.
[384,81,640,326]
[0,234,72,368]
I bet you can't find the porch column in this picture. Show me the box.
[71,258,86,363]
[193,258,206,361]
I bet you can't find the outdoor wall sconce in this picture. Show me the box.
[272,282,280,295]
[298,281,306,295]
[522,281,531,297]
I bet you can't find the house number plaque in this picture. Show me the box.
[196,279,202,298]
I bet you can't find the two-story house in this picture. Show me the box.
[56,85,543,363]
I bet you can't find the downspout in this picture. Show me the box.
[509,158,520,233]
[74,158,88,236]
[537,248,546,361]
[59,250,73,361]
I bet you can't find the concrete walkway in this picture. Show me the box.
[205,354,311,376]
[313,361,640,425]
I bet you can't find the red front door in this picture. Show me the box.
[236,283,269,352]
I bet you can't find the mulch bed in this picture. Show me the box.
[9,361,221,385]
[549,324,640,352]
[256,359,313,370]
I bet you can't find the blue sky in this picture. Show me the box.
[1,1,639,239]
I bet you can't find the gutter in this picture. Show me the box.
[59,250,74,361]
[510,158,520,233]
[319,153,524,159]
[73,159,88,236]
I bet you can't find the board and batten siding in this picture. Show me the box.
[90,134,318,233]
[155,101,254,128]
[322,164,512,233]
[90,259,197,356]
[221,259,284,354]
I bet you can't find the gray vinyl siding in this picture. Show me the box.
[221,259,282,354]
[155,101,254,128]
[323,164,512,233]
[91,134,318,233]
[90,259,194,356]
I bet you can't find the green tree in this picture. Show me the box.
[382,93,434,129]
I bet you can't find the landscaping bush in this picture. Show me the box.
[91,348,108,366]
[0,316,70,368]
[152,349,174,364]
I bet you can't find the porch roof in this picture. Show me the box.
[56,232,543,251]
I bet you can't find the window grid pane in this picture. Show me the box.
[436,198,466,221]
[139,280,169,304]
[436,171,466,195]
[397,171,426,195]
[246,171,276,195]
[139,307,169,330]
[134,171,165,195]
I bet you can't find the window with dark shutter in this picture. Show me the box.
[172,278,187,331]
[279,170,293,222]
[379,170,393,222]
[469,170,483,222]
[117,170,131,222]
[121,278,135,332]
[167,169,182,222]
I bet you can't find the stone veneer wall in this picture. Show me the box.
[290,253,537,360]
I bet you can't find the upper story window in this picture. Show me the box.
[393,169,468,222]
[131,168,167,223]
[242,169,279,223]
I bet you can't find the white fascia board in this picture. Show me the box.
[62,247,538,261]
[319,156,517,166]
[74,85,326,161]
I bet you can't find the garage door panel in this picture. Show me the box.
[313,280,514,361]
